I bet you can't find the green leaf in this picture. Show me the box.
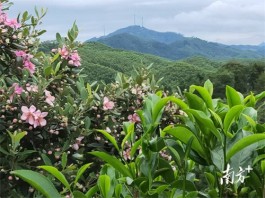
[190,85,213,110]
[90,151,132,178]
[114,184,122,198]
[98,175,111,198]
[80,87,88,101]
[56,33,62,43]
[130,138,142,158]
[73,191,87,198]
[54,62,61,75]
[185,109,222,142]
[223,105,244,134]
[253,154,265,166]
[74,163,92,185]
[40,153,52,166]
[85,185,99,198]
[61,152,67,170]
[261,160,265,174]
[38,166,70,190]
[164,126,207,160]
[8,131,27,151]
[121,122,134,150]
[204,79,213,97]
[204,172,215,188]
[255,91,265,102]
[97,130,119,151]
[11,170,60,198]
[148,185,170,195]
[44,66,53,76]
[184,92,207,112]
[226,85,243,108]
[152,96,171,124]
[170,96,189,110]
[226,133,265,162]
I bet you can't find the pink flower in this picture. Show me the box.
[9,83,24,102]
[15,50,27,57]
[69,51,81,67]
[12,83,23,95]
[123,148,131,161]
[58,46,69,59]
[103,97,114,110]
[23,60,35,74]
[44,90,55,106]
[33,110,48,128]
[26,84,38,92]
[128,113,140,123]
[72,136,84,150]
[0,13,7,24]
[4,18,21,29]
[21,105,36,125]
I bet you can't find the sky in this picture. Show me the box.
[6,0,265,45]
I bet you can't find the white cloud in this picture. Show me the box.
[6,0,265,44]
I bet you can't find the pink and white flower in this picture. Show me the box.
[4,18,21,29]
[33,110,48,128]
[44,90,55,106]
[21,105,37,125]
[23,60,35,74]
[9,83,24,102]
[26,84,38,92]
[72,136,84,150]
[68,51,81,67]
[103,97,114,110]
[58,46,69,59]
[21,105,48,128]
[128,113,140,123]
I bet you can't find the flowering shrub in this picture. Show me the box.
[0,1,94,196]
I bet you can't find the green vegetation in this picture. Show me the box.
[77,42,265,96]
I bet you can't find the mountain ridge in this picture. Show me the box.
[88,25,265,60]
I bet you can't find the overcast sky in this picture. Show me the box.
[7,0,265,45]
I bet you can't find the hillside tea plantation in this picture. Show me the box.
[0,1,265,198]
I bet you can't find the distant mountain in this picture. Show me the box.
[88,26,265,60]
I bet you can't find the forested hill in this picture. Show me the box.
[88,25,265,60]
[77,42,265,95]
[38,41,265,95]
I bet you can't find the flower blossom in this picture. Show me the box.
[26,84,38,92]
[44,90,55,106]
[58,46,69,59]
[4,18,21,29]
[21,105,37,125]
[21,105,48,128]
[72,136,84,150]
[0,12,7,24]
[9,83,24,102]
[128,113,140,123]
[33,110,48,128]
[68,51,81,67]
[103,97,114,110]
[123,148,131,161]
[23,60,35,74]
[15,50,27,57]
[14,50,35,74]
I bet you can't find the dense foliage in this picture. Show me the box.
[1,1,265,198]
